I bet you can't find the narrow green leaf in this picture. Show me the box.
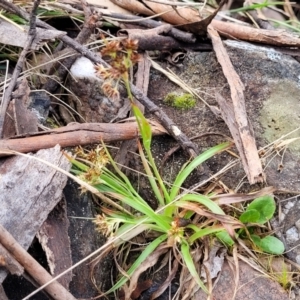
[101,143,143,198]
[132,104,152,150]
[216,231,235,247]
[69,158,90,172]
[170,142,231,200]
[181,241,208,294]
[188,225,225,244]
[178,194,225,215]
[108,193,170,231]
[138,142,165,206]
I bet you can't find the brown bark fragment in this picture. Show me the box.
[208,25,264,184]
[37,198,72,289]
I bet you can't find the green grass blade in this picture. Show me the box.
[170,142,231,200]
[108,192,170,231]
[132,104,152,150]
[132,102,170,205]
[101,142,142,195]
[229,1,286,13]
[181,241,208,294]
[188,225,225,244]
[138,141,165,206]
[178,194,225,214]
[69,157,90,172]
[106,234,168,294]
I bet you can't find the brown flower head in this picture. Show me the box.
[100,40,122,59]
[121,38,139,51]
[94,64,111,80]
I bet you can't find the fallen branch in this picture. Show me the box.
[0,121,166,155]
[207,25,264,184]
[0,224,76,300]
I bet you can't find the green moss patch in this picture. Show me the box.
[164,92,196,110]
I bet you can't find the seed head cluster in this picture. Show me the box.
[95,38,140,100]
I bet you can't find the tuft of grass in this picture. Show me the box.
[67,37,285,298]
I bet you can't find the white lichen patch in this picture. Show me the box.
[70,56,101,81]
[224,40,282,61]
[172,125,181,136]
[259,80,300,156]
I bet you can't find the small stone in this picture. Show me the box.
[285,226,299,244]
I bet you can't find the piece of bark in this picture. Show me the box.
[11,78,38,135]
[135,53,151,96]
[208,25,264,184]
[0,18,66,50]
[12,98,38,136]
[2,102,16,139]
[0,145,70,284]
[37,198,72,289]
[0,224,76,300]
[64,180,113,298]
[0,121,167,156]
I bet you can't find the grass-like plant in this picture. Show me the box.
[68,37,284,298]
[71,130,234,297]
